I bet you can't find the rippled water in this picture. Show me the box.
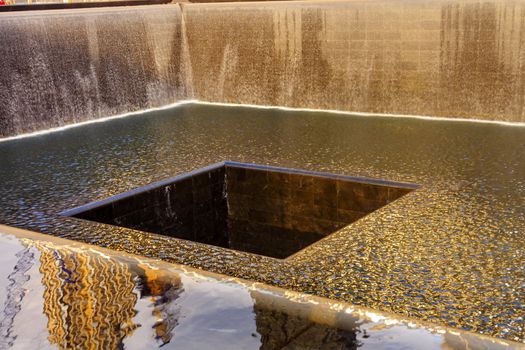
[0,103,524,343]
[3,228,514,350]
[0,230,351,349]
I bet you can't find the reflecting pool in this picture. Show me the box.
[0,103,524,342]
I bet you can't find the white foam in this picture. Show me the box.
[2,99,524,143]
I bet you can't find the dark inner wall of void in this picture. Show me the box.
[1,0,525,137]
[69,164,413,259]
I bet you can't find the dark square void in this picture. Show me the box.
[63,162,417,259]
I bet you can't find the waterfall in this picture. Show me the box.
[0,6,191,138]
[1,1,525,139]
[178,3,195,99]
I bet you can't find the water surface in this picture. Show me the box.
[3,227,514,349]
[0,103,524,342]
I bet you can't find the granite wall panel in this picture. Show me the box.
[74,165,228,245]
[0,5,190,137]
[224,166,412,259]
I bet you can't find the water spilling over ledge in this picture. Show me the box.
[2,0,525,138]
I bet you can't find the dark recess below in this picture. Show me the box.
[63,162,417,259]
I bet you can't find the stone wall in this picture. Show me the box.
[71,164,228,245]
[66,162,413,259]
[1,0,525,138]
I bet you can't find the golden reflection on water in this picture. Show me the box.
[34,242,184,349]
[38,243,138,349]
[0,102,524,343]
[137,264,182,345]
[0,229,521,349]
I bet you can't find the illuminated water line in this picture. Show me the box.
[2,99,525,143]
[0,101,196,143]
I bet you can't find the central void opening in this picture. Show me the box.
[64,162,416,259]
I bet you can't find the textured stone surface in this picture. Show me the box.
[3,226,512,349]
[183,0,525,122]
[2,0,525,137]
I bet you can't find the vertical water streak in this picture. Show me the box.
[179,3,195,99]
[273,7,302,106]
[0,6,193,138]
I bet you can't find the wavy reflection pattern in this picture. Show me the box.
[135,263,183,346]
[35,241,184,349]
[37,243,139,349]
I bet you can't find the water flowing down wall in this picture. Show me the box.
[182,1,525,122]
[0,5,192,137]
[1,0,525,137]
